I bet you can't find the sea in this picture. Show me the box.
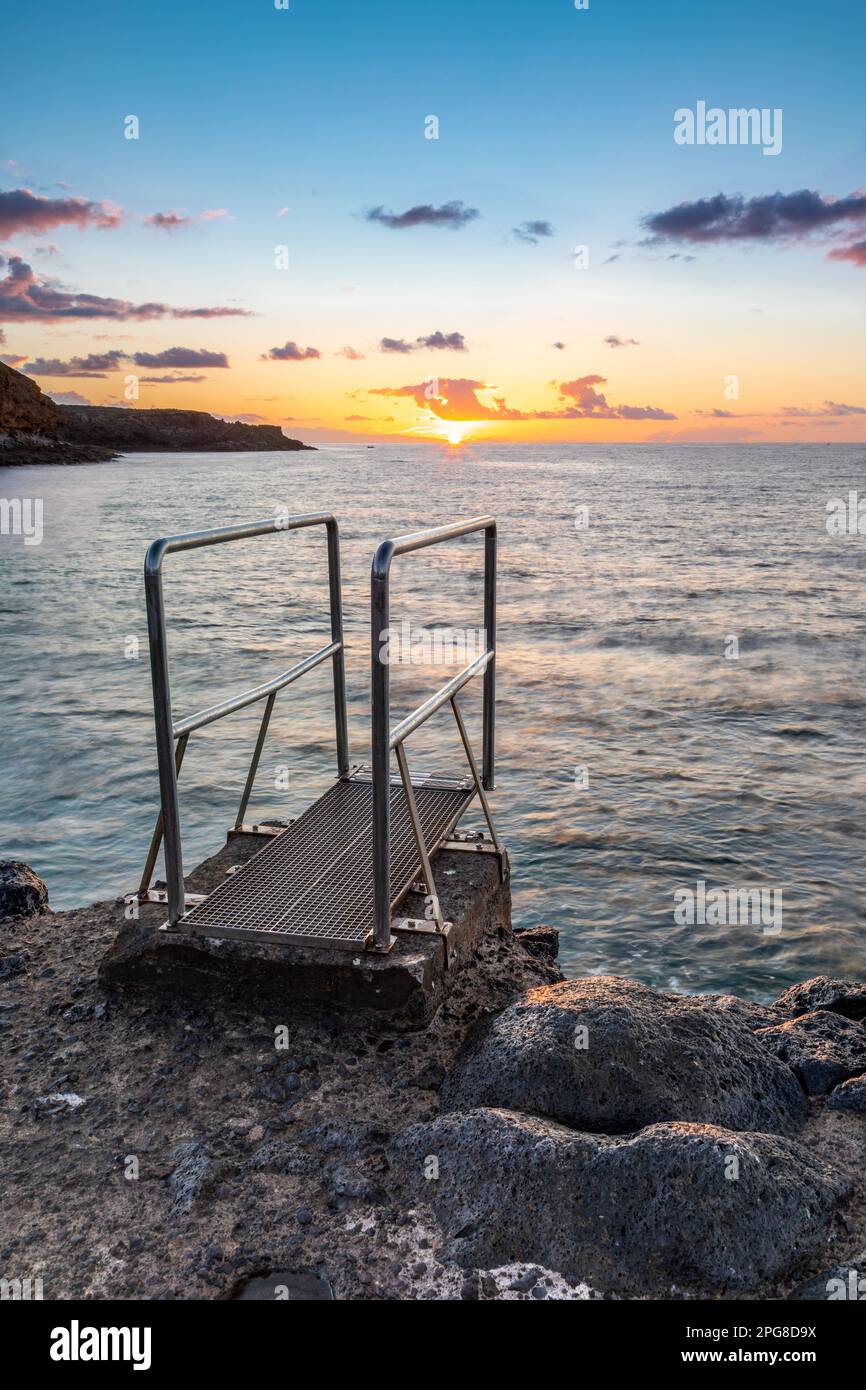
[1,442,864,1000]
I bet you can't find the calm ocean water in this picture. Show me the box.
[1,442,864,999]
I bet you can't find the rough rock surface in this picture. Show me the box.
[827,1077,866,1114]
[790,1252,866,1301]
[0,850,558,1300]
[513,925,560,962]
[0,861,49,921]
[441,975,808,1136]
[391,1108,849,1294]
[756,1011,866,1096]
[2,850,864,1301]
[0,360,62,435]
[773,976,866,1023]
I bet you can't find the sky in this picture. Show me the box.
[1,0,865,445]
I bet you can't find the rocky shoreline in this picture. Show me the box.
[0,361,313,464]
[0,853,864,1302]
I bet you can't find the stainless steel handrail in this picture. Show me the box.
[370,515,497,949]
[144,513,349,925]
[387,649,493,749]
[173,639,341,737]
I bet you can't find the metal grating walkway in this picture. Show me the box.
[177,766,475,949]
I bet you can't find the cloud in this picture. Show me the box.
[604,335,640,348]
[336,345,365,360]
[23,350,127,377]
[641,189,866,266]
[828,238,866,266]
[21,345,229,376]
[370,378,525,421]
[46,388,94,405]
[0,188,122,239]
[0,353,28,367]
[132,347,229,368]
[552,341,566,350]
[365,200,479,231]
[200,208,232,221]
[417,330,466,351]
[370,373,675,422]
[778,400,866,417]
[380,330,467,354]
[511,220,554,245]
[145,211,192,231]
[0,254,252,321]
[214,411,267,424]
[261,341,321,361]
[555,375,676,420]
[137,373,207,384]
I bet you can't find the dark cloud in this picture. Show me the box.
[137,373,207,384]
[604,335,640,348]
[417,330,466,351]
[145,211,192,231]
[778,401,866,418]
[0,254,252,322]
[46,388,93,405]
[261,341,321,361]
[552,341,566,350]
[642,190,866,258]
[380,330,467,354]
[23,350,127,377]
[22,345,229,376]
[512,220,554,245]
[365,200,479,231]
[0,188,122,239]
[371,373,675,423]
[132,347,229,368]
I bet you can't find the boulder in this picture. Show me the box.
[827,1076,866,1114]
[441,975,808,1136]
[773,976,866,1023]
[514,925,560,963]
[390,1108,849,1294]
[756,1011,866,1096]
[0,861,49,921]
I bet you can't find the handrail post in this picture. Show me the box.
[326,518,350,777]
[483,522,497,790]
[144,541,186,925]
[370,542,393,949]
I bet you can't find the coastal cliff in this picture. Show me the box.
[59,404,313,453]
[0,361,313,463]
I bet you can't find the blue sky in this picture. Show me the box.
[2,0,865,442]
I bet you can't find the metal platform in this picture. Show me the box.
[174,767,475,949]
[137,511,502,956]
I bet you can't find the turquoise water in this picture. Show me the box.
[1,442,864,999]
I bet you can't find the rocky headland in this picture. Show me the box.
[0,850,864,1302]
[0,361,312,465]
